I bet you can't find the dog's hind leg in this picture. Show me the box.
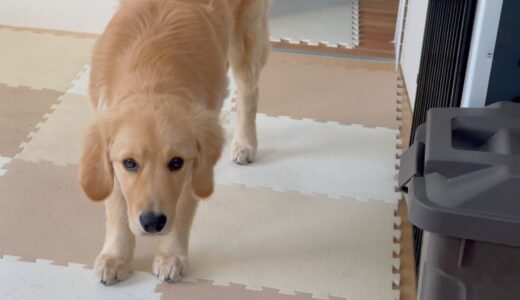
[228,0,270,164]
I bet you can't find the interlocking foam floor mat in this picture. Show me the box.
[0,26,401,299]
[0,28,94,91]
[269,0,359,48]
[0,0,360,49]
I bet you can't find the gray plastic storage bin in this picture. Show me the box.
[398,102,520,300]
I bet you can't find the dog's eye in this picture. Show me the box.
[168,157,184,172]
[123,158,139,172]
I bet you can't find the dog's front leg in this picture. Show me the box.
[153,190,198,282]
[94,183,135,285]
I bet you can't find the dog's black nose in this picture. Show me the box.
[139,212,167,233]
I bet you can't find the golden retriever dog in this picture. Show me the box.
[78,0,270,285]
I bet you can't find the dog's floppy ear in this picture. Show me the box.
[191,111,224,198]
[79,118,114,201]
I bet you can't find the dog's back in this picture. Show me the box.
[89,0,240,112]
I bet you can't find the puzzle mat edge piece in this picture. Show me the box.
[14,93,73,164]
[393,74,407,300]
[268,50,396,73]
[67,62,91,95]
[0,82,65,93]
[269,38,356,50]
[252,111,401,131]
[2,85,65,160]
[161,279,349,300]
[393,208,403,299]
[219,182,400,206]
[0,256,364,300]
[156,278,352,300]
[14,93,94,166]
[269,0,360,49]
[0,256,162,300]
[13,56,95,163]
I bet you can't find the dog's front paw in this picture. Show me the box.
[94,254,132,285]
[231,140,256,165]
[153,254,187,283]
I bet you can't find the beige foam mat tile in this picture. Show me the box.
[15,92,93,165]
[0,27,95,91]
[188,186,399,299]
[157,279,345,300]
[251,52,398,129]
[0,84,62,157]
[0,160,105,267]
[0,159,399,300]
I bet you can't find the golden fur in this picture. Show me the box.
[79,0,270,284]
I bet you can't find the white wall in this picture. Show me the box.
[400,0,429,110]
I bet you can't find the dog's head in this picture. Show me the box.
[79,95,223,235]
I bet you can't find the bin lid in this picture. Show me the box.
[399,102,520,247]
